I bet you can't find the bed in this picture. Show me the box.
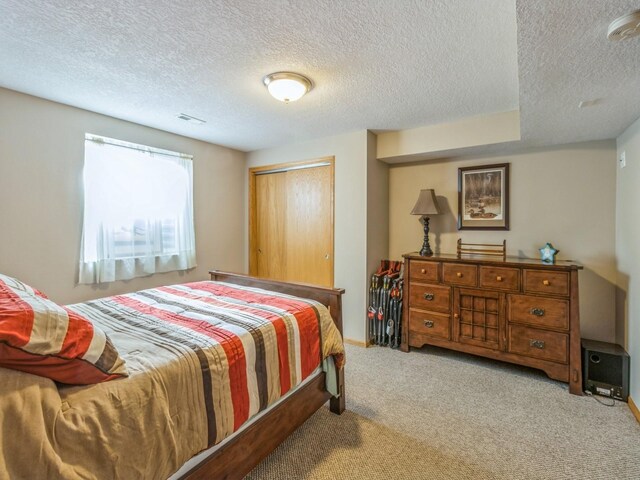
[0,270,345,480]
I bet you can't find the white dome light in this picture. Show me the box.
[263,72,312,103]
[608,11,640,41]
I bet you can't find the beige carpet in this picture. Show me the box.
[246,344,640,479]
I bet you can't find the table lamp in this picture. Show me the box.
[410,189,442,256]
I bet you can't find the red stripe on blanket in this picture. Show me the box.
[59,307,95,358]
[0,283,36,347]
[159,286,292,395]
[184,282,321,378]
[111,295,251,429]
[270,317,291,394]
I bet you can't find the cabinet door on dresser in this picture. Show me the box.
[454,288,504,351]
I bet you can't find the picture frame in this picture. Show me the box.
[458,163,509,230]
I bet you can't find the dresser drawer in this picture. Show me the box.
[409,309,450,340]
[508,325,568,364]
[523,270,569,296]
[480,266,520,291]
[409,260,439,283]
[442,263,477,287]
[409,283,451,313]
[508,295,569,331]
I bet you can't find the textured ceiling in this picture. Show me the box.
[517,0,640,146]
[1,1,638,153]
[0,0,519,151]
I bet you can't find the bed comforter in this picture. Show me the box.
[0,281,344,479]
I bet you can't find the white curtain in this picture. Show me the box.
[79,135,196,284]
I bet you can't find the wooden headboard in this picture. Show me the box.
[208,270,345,334]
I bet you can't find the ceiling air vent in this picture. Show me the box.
[608,11,640,41]
[176,113,206,125]
[579,99,601,108]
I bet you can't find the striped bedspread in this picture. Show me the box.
[0,281,344,480]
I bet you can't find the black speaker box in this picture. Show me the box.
[582,339,630,401]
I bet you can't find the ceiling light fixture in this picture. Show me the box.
[263,72,312,103]
[607,11,640,41]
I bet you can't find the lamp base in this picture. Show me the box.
[419,216,433,257]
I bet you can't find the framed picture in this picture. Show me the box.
[458,163,509,230]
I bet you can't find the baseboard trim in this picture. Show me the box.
[629,396,640,424]
[343,338,369,348]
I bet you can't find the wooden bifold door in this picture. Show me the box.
[249,158,334,288]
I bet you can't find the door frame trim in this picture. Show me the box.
[248,157,335,285]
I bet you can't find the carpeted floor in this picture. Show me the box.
[246,344,640,479]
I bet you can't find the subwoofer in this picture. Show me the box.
[582,339,629,401]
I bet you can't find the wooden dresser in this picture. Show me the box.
[401,253,583,394]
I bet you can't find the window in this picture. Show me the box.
[79,134,196,284]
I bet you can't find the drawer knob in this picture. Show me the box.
[456,272,463,278]
[496,276,503,282]
[530,339,545,349]
[454,313,459,319]
[543,280,550,286]
[423,293,435,301]
[421,268,426,274]
[424,320,434,328]
[530,308,545,317]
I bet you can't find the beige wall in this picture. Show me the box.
[0,85,623,360]
[366,130,389,314]
[0,88,245,305]
[246,131,371,343]
[616,116,640,403]
[389,141,617,343]
[377,110,521,163]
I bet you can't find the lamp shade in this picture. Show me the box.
[410,189,442,216]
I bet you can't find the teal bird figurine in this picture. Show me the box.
[539,243,559,264]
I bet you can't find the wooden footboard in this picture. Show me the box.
[183,372,332,480]
[179,271,347,479]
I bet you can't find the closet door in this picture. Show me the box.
[255,171,287,281]
[285,166,333,287]
[250,159,334,288]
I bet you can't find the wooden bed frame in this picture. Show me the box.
[179,271,346,480]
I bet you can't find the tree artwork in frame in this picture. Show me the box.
[458,163,509,230]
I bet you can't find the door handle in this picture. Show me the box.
[324,253,330,260]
